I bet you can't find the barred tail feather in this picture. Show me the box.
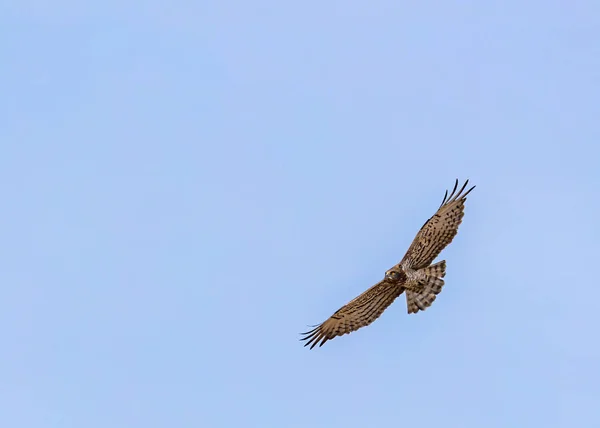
[406,260,447,314]
[421,260,446,278]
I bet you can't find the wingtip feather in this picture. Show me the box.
[441,179,476,206]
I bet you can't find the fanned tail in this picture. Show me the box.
[406,260,446,314]
[421,260,446,279]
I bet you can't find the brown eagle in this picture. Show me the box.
[301,179,475,349]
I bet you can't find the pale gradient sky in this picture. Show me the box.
[1,1,600,427]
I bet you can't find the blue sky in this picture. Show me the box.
[2,1,599,427]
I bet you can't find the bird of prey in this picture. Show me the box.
[301,179,475,349]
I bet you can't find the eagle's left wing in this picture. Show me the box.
[399,179,475,270]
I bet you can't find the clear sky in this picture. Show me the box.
[2,1,599,427]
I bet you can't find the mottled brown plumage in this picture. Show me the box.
[301,179,475,349]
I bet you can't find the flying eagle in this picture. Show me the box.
[301,179,475,349]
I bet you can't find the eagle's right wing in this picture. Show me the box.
[300,280,404,349]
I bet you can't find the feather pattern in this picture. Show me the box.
[399,179,475,270]
[300,280,404,349]
[301,179,474,349]
[406,260,446,314]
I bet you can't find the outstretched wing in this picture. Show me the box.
[300,280,404,349]
[399,179,475,270]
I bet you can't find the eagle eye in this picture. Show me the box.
[386,271,399,281]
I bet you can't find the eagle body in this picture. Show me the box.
[301,179,475,349]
